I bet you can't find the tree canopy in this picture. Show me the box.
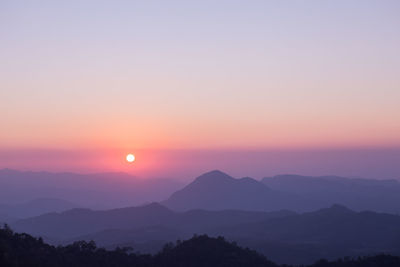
[1,225,400,267]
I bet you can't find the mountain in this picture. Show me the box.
[12,202,292,241]
[163,170,314,212]
[4,169,400,214]
[0,169,183,209]
[216,204,400,264]
[12,203,174,239]
[262,174,400,213]
[163,170,400,213]
[223,204,400,243]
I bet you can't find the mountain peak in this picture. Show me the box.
[195,170,234,183]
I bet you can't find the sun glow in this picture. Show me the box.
[126,154,135,163]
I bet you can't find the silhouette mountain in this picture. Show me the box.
[163,171,400,213]
[163,170,310,211]
[4,169,400,214]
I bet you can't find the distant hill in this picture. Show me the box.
[0,169,183,209]
[163,170,315,212]
[262,174,400,213]
[12,202,292,241]
[12,203,174,239]
[0,198,79,221]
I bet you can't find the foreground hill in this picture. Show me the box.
[1,226,400,267]
[0,226,277,267]
[11,203,400,264]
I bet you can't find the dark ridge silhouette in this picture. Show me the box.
[1,226,400,267]
[153,234,277,267]
[11,203,400,264]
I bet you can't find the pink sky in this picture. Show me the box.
[1,1,399,178]
[1,148,399,181]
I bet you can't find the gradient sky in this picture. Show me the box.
[1,1,399,178]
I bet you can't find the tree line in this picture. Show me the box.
[1,225,399,267]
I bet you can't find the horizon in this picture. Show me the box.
[1,147,400,180]
[2,167,400,184]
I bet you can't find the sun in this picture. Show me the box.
[126,154,135,163]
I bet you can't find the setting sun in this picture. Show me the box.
[126,154,135,163]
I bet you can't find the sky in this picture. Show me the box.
[0,1,399,179]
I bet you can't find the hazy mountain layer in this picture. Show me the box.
[164,170,400,213]
[0,169,183,210]
[11,203,400,264]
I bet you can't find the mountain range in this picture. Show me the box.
[11,202,400,264]
[12,202,293,240]
[163,170,400,213]
[4,169,400,264]
[0,169,183,211]
[3,169,400,214]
